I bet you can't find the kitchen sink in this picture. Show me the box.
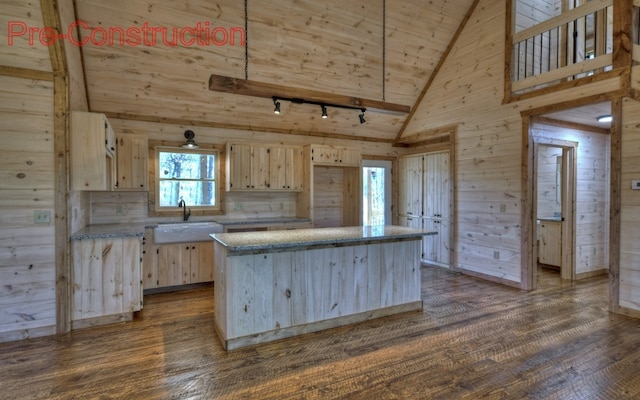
[153,222,223,244]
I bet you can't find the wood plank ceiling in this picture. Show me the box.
[74,0,476,142]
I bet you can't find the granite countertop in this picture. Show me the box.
[70,223,147,240]
[211,225,436,254]
[210,216,311,225]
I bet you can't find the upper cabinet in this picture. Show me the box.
[226,143,303,191]
[116,133,149,190]
[311,145,360,166]
[70,111,117,191]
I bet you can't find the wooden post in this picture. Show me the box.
[40,0,71,334]
[609,97,622,313]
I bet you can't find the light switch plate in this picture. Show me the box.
[632,180,640,190]
[34,210,51,224]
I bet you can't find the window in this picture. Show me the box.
[155,147,219,210]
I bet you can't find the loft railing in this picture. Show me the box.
[511,0,613,94]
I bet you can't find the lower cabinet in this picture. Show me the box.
[539,220,562,266]
[158,243,213,287]
[71,236,142,328]
[142,230,214,290]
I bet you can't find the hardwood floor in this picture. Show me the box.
[1,266,639,399]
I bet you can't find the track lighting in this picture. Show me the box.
[269,96,366,123]
[273,97,281,114]
[182,130,199,149]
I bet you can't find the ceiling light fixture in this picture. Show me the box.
[597,114,612,123]
[270,96,367,123]
[182,130,199,149]
[272,97,281,114]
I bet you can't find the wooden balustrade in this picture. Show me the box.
[511,0,614,94]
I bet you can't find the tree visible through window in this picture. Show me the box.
[157,148,218,208]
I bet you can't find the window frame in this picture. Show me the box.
[153,145,221,213]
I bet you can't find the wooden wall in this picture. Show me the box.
[536,145,563,219]
[532,122,611,276]
[0,1,59,341]
[402,0,622,286]
[619,97,640,314]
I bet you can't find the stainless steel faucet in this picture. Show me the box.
[178,199,190,221]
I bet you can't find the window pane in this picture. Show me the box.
[159,180,216,207]
[159,152,216,179]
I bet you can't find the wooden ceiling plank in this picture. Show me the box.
[208,74,410,115]
[394,0,481,144]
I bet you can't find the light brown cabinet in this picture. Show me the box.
[311,145,361,167]
[539,220,562,267]
[226,143,303,191]
[148,242,213,288]
[70,111,117,191]
[116,133,148,190]
[71,236,142,327]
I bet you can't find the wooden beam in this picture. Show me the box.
[0,66,53,81]
[612,0,633,70]
[208,74,410,115]
[394,0,481,143]
[101,111,393,144]
[395,125,457,146]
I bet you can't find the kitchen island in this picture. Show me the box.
[211,225,435,350]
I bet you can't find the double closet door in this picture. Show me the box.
[398,151,451,268]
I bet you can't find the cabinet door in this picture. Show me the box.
[191,242,214,283]
[142,229,159,289]
[70,111,117,191]
[116,134,148,190]
[398,155,423,217]
[269,146,288,190]
[72,237,142,321]
[539,222,562,266]
[312,145,338,164]
[252,145,271,189]
[158,244,187,287]
[289,147,304,190]
[227,144,253,190]
[339,148,361,166]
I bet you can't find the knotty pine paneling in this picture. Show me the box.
[72,0,476,140]
[0,1,53,72]
[0,76,55,342]
[537,145,563,219]
[619,97,640,312]
[400,0,621,286]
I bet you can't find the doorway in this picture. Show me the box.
[362,160,392,225]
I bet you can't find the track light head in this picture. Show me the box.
[359,109,366,124]
[321,105,328,119]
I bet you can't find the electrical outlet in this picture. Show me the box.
[500,204,506,213]
[632,180,640,190]
[493,251,500,260]
[34,210,51,224]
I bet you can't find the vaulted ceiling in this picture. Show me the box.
[74,0,476,142]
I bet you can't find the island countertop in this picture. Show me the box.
[211,225,435,254]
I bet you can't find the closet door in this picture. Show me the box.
[398,155,423,219]
[423,151,451,267]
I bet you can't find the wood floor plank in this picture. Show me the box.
[0,267,639,399]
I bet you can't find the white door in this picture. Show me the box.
[362,160,392,225]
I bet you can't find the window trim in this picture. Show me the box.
[153,145,221,214]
